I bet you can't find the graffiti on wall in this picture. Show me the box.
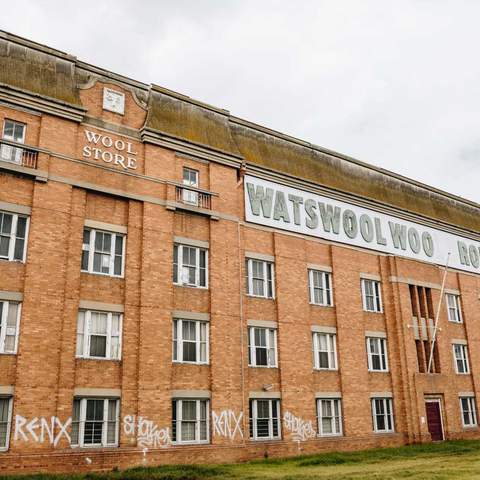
[14,415,72,447]
[283,411,316,442]
[123,415,171,448]
[212,409,244,440]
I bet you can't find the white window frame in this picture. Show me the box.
[361,279,382,313]
[81,228,125,278]
[446,294,462,323]
[249,399,281,441]
[172,319,209,365]
[172,399,210,445]
[173,244,208,289]
[308,270,333,306]
[76,310,123,360]
[248,326,278,368]
[0,396,13,452]
[71,397,119,448]
[366,337,389,372]
[371,397,394,433]
[317,398,342,436]
[1,119,25,165]
[453,343,470,374]
[312,332,337,370]
[246,258,275,299]
[460,397,477,427]
[182,167,199,205]
[0,300,21,355]
[0,211,29,262]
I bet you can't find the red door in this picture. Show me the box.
[425,402,444,441]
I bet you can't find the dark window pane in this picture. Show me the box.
[183,342,196,362]
[115,236,123,255]
[83,229,90,245]
[0,236,9,257]
[256,348,267,366]
[81,250,89,271]
[90,335,107,357]
[114,255,122,275]
[16,217,27,238]
[13,238,24,260]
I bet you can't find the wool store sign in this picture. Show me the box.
[244,175,480,275]
[82,130,137,170]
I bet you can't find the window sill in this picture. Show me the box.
[76,356,121,362]
[248,365,278,369]
[81,270,124,279]
[0,258,25,264]
[71,444,118,449]
[172,441,210,446]
[0,352,17,356]
[172,360,210,366]
[317,433,343,438]
[373,430,396,435]
[314,368,338,372]
[249,437,282,442]
[173,283,209,290]
[309,303,334,308]
[367,369,390,373]
[246,294,275,300]
[462,425,478,430]
[448,320,463,324]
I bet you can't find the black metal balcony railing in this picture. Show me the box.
[0,139,38,169]
[175,185,212,210]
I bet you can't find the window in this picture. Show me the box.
[371,397,394,433]
[172,399,209,444]
[446,294,462,323]
[1,119,25,164]
[0,211,28,262]
[81,228,125,277]
[366,337,388,372]
[76,310,122,360]
[313,332,337,370]
[453,344,470,374]
[0,397,12,451]
[460,397,477,427]
[249,399,281,440]
[173,244,208,288]
[308,270,333,306]
[245,258,275,298]
[248,326,277,367]
[361,279,382,313]
[71,398,119,447]
[173,319,208,364]
[182,167,199,205]
[0,300,21,354]
[317,398,342,436]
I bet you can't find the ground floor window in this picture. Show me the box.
[172,399,209,444]
[316,398,342,436]
[460,397,477,427]
[249,399,281,440]
[0,397,12,451]
[71,398,119,447]
[371,397,394,433]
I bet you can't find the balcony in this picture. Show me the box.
[175,185,212,210]
[166,183,218,219]
[0,139,38,169]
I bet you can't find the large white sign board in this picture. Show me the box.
[244,175,480,275]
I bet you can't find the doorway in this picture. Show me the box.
[425,400,444,441]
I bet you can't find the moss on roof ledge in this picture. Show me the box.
[0,29,478,235]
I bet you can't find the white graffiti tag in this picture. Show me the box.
[123,415,171,448]
[14,415,72,447]
[283,411,316,442]
[212,410,244,440]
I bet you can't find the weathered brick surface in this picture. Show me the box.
[0,79,479,475]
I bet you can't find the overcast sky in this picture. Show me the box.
[3,1,480,202]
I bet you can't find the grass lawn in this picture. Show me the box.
[3,440,480,480]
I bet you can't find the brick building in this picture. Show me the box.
[0,30,479,474]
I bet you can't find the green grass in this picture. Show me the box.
[3,440,480,480]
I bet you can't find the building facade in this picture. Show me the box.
[0,31,480,474]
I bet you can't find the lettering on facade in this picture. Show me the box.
[14,415,71,447]
[283,411,316,442]
[123,415,171,448]
[211,409,244,440]
[244,175,480,275]
[82,130,137,170]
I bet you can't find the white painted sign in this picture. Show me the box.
[82,130,137,170]
[244,175,480,275]
[103,88,125,115]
